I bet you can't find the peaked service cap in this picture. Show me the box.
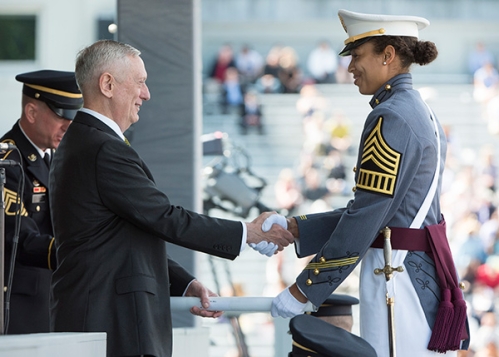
[16,70,83,120]
[338,9,430,56]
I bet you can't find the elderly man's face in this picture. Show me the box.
[111,55,151,131]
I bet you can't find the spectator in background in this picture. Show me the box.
[255,45,283,93]
[278,46,303,94]
[307,40,338,84]
[301,166,330,203]
[239,90,264,135]
[473,61,499,105]
[471,312,499,357]
[274,168,304,216]
[263,45,282,78]
[221,66,244,114]
[469,42,495,81]
[323,149,348,195]
[474,61,499,134]
[296,84,328,120]
[209,43,236,84]
[325,110,353,154]
[235,44,264,86]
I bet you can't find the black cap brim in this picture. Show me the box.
[338,37,372,56]
[46,102,79,120]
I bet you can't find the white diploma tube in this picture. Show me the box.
[170,296,315,313]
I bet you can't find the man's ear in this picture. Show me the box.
[99,72,114,98]
[24,102,38,124]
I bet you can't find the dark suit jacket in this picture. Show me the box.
[1,121,56,334]
[49,112,243,357]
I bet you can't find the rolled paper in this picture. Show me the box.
[170,296,315,313]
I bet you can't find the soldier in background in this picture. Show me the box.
[1,70,82,334]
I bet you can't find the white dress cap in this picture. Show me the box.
[337,9,430,56]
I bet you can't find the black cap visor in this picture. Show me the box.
[338,37,373,56]
[46,102,79,120]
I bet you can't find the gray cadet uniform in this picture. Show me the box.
[294,73,449,343]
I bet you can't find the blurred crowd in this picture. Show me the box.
[203,41,352,135]
[470,42,499,138]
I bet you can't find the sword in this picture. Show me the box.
[374,227,404,357]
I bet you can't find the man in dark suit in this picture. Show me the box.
[49,39,293,357]
[1,70,83,334]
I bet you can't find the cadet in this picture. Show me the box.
[1,70,82,334]
[269,9,469,357]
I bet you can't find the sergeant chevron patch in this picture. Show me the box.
[357,117,401,196]
[4,187,28,216]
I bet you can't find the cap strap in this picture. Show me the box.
[292,340,318,354]
[25,83,83,99]
[344,28,386,44]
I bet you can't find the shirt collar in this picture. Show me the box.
[79,108,125,141]
[18,120,50,158]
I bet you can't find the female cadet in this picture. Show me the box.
[267,9,469,357]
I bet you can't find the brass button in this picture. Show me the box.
[385,84,392,91]
[352,186,357,192]
[459,282,466,290]
[353,166,357,172]
[375,99,380,104]
[319,256,326,263]
[314,268,320,275]
[36,205,40,212]
[306,279,312,286]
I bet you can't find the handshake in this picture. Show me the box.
[246,212,292,257]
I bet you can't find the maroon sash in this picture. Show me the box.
[371,219,468,352]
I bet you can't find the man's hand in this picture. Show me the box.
[246,211,294,253]
[184,280,223,318]
[271,283,310,318]
[249,213,287,256]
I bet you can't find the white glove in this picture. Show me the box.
[249,241,277,257]
[262,213,288,231]
[250,214,288,257]
[271,287,309,318]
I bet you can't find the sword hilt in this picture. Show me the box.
[374,227,404,281]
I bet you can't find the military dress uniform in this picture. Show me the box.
[1,70,82,334]
[276,9,470,356]
[292,72,468,356]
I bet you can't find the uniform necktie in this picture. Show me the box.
[43,153,51,168]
